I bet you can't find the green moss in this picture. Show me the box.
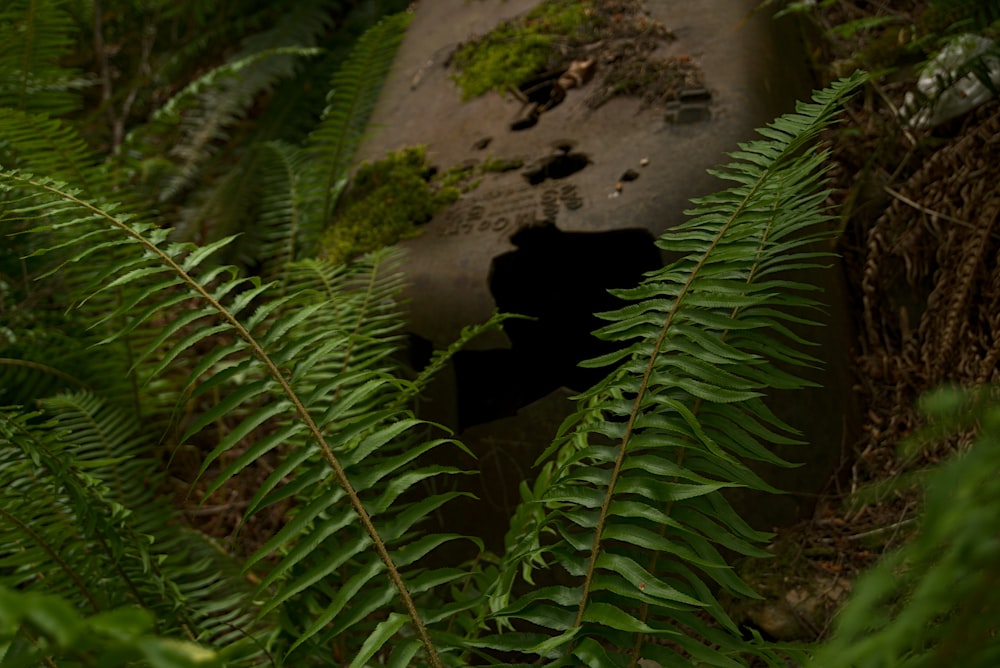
[480,155,524,173]
[319,146,459,263]
[436,162,479,192]
[450,0,598,100]
[319,148,535,263]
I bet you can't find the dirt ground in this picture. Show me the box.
[725,0,1000,641]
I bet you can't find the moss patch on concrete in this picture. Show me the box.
[450,0,599,100]
[319,147,514,263]
[319,146,461,263]
[449,0,703,111]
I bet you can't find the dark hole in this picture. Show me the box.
[518,70,563,105]
[522,152,590,185]
[408,332,434,371]
[451,223,662,429]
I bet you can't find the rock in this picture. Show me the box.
[355,0,856,533]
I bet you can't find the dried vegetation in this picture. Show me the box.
[731,0,1000,642]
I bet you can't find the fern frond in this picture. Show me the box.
[123,0,338,202]
[0,395,267,659]
[299,12,411,251]
[0,109,99,189]
[156,45,323,202]
[3,174,173,415]
[188,251,483,662]
[0,356,89,399]
[483,72,867,666]
[0,170,466,666]
[0,0,89,115]
[0,584,225,668]
[241,140,309,281]
[811,384,1000,667]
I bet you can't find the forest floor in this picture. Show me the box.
[723,0,1000,641]
[170,0,1000,647]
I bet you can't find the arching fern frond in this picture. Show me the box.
[0,170,475,667]
[0,109,99,190]
[123,0,337,202]
[299,12,412,250]
[480,72,867,667]
[155,44,323,202]
[189,250,485,663]
[0,0,88,115]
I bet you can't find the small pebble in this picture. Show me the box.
[639,157,650,167]
[620,168,639,182]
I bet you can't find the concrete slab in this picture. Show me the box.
[354,0,854,531]
[360,0,811,349]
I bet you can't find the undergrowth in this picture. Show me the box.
[2,0,998,666]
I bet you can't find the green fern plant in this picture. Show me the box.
[0,66,866,665]
[0,1,874,663]
[0,168,484,663]
[0,398,265,663]
[0,4,463,665]
[469,72,867,667]
[0,0,86,116]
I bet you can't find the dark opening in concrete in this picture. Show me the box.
[522,152,590,185]
[451,223,662,429]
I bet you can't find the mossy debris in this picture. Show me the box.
[449,0,703,111]
[450,0,600,100]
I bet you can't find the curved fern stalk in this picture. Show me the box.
[201,252,488,664]
[299,12,412,253]
[0,171,449,667]
[482,72,867,667]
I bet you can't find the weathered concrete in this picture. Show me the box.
[364,0,813,350]
[356,0,854,533]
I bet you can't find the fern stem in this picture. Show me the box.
[21,627,60,668]
[25,178,445,668]
[0,358,88,388]
[573,173,767,631]
[627,190,783,667]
